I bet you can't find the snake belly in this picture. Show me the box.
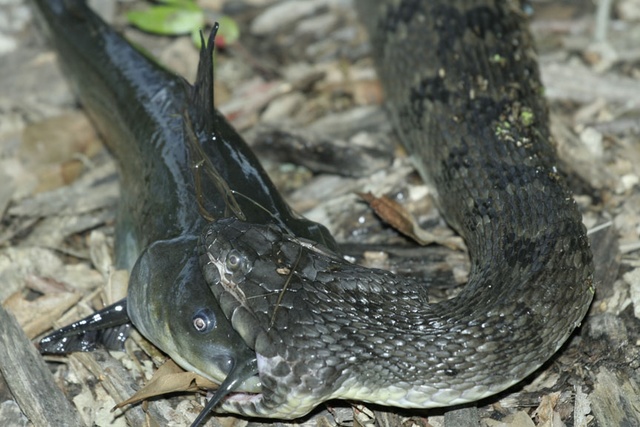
[198,0,595,418]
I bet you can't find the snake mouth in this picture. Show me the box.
[224,392,263,405]
[210,352,277,415]
[215,391,268,419]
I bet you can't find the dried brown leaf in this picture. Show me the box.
[4,289,82,339]
[534,392,561,426]
[358,192,462,250]
[114,359,218,410]
[20,112,102,193]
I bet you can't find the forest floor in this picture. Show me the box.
[1,0,640,426]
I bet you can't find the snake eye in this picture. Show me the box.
[192,308,216,333]
[226,250,244,271]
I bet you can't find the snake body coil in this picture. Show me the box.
[199,0,594,418]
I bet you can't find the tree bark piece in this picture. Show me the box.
[0,304,84,426]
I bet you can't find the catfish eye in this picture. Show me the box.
[226,250,243,271]
[192,308,215,333]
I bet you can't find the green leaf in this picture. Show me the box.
[127,5,204,35]
[216,16,240,46]
[156,0,199,8]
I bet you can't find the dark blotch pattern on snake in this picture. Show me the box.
[198,0,594,418]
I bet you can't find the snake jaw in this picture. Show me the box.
[217,352,325,419]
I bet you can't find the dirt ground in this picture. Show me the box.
[1,0,640,426]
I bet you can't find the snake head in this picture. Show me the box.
[198,218,364,418]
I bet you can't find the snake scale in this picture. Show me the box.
[198,0,595,419]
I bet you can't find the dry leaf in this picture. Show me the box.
[20,112,102,193]
[358,192,462,250]
[114,359,219,409]
[4,288,82,338]
[534,392,561,426]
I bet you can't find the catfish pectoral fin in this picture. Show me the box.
[39,299,131,354]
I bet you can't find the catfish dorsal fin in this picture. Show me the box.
[190,23,219,136]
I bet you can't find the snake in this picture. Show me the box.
[197,0,595,419]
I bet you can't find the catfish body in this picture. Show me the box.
[33,0,335,391]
